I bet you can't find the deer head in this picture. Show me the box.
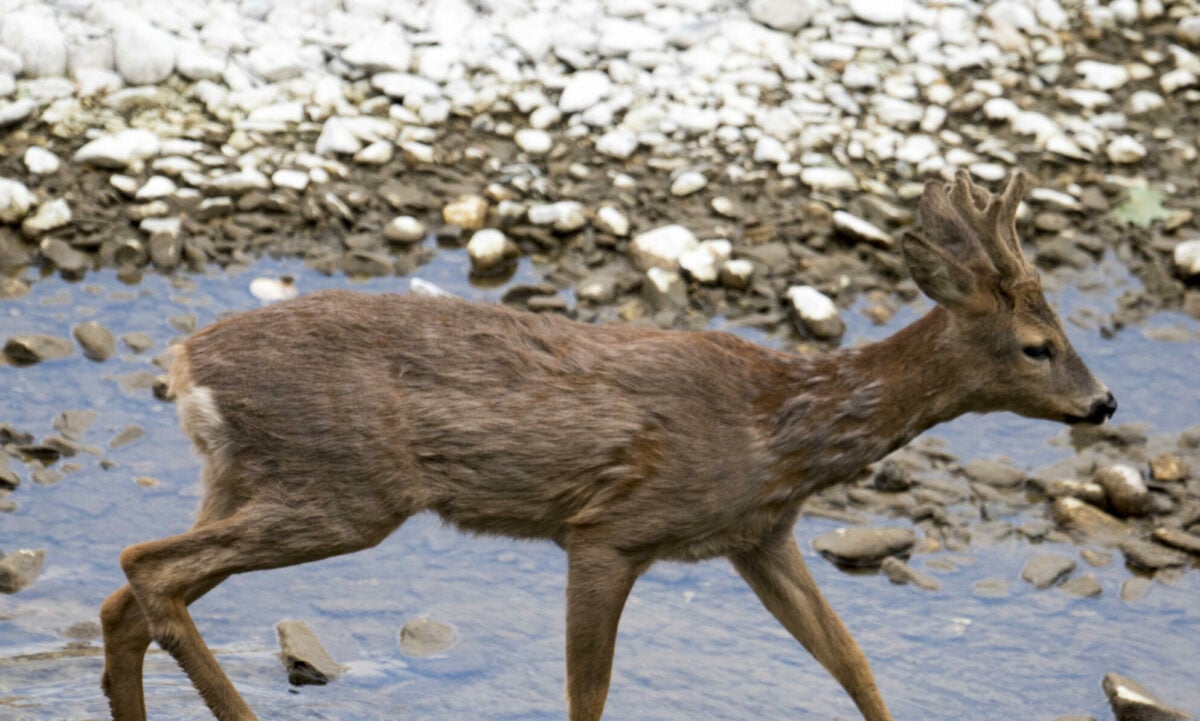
[902,170,1116,425]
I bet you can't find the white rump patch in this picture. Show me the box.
[176,384,224,449]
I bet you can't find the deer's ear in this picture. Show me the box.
[901,232,979,309]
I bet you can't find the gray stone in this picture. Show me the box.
[813,527,916,567]
[1094,464,1150,518]
[40,238,89,276]
[1060,574,1102,598]
[1021,554,1076,589]
[277,620,342,685]
[1102,673,1193,721]
[341,251,394,278]
[1118,539,1189,571]
[963,459,1025,489]
[4,334,74,365]
[73,322,116,362]
[400,617,457,657]
[880,557,940,591]
[786,286,845,341]
[1151,528,1200,556]
[0,549,45,593]
[53,410,97,441]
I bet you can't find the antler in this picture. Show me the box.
[944,169,1032,280]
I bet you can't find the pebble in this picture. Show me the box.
[400,617,457,657]
[880,557,940,591]
[1106,135,1147,164]
[1093,464,1150,518]
[467,229,518,274]
[109,425,145,449]
[354,141,394,165]
[642,267,687,309]
[277,620,342,685]
[786,285,845,341]
[800,167,858,192]
[1101,673,1192,721]
[1173,239,1200,281]
[595,130,639,159]
[1060,574,1103,597]
[0,178,34,223]
[73,321,116,362]
[515,129,553,155]
[113,18,176,85]
[813,527,916,566]
[22,146,60,175]
[442,195,489,231]
[0,98,36,127]
[75,129,160,169]
[963,459,1026,489]
[754,136,790,164]
[1118,538,1189,571]
[0,549,45,594]
[594,206,630,237]
[679,240,732,284]
[559,71,611,113]
[1151,527,1200,556]
[720,259,754,289]
[670,171,707,197]
[21,199,71,237]
[249,277,298,304]
[1051,497,1129,541]
[0,11,66,78]
[749,0,816,32]
[384,216,427,244]
[1021,554,1076,589]
[3,334,74,365]
[135,176,176,201]
[849,0,909,25]
[272,169,310,192]
[630,224,699,271]
[833,211,892,247]
[1075,61,1130,91]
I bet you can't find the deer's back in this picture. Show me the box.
[174,291,790,554]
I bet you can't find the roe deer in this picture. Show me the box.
[101,170,1115,721]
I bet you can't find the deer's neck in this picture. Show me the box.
[765,307,969,499]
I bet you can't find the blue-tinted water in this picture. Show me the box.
[2,247,1197,720]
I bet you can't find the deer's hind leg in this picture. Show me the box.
[116,483,411,721]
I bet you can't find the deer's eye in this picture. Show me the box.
[1022,343,1052,360]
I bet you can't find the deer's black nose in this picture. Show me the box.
[1087,392,1117,424]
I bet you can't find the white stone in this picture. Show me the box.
[247,43,307,82]
[0,178,34,223]
[786,285,844,340]
[205,169,271,194]
[595,206,630,237]
[720,259,755,289]
[1126,91,1165,115]
[969,162,1008,182]
[1029,188,1082,211]
[849,0,909,25]
[515,129,553,155]
[468,229,516,273]
[136,176,176,200]
[21,198,71,236]
[113,18,176,85]
[410,277,452,297]
[109,175,139,196]
[400,141,436,164]
[1179,16,1200,47]
[833,211,892,247]
[800,167,858,192]
[670,171,708,197]
[342,28,412,72]
[529,105,561,129]
[74,68,122,97]
[631,224,699,271]
[443,195,489,230]
[23,147,60,175]
[249,277,298,303]
[895,135,938,164]
[0,74,14,98]
[315,118,363,156]
[354,141,394,165]
[754,136,790,164]
[595,130,639,159]
[1106,135,1147,164]
[748,0,817,31]
[0,47,21,76]
[176,42,225,81]
[528,202,587,232]
[679,239,733,284]
[1,11,67,77]
[271,170,310,191]
[1174,239,1200,278]
[983,97,1020,122]
[1035,0,1069,29]
[644,267,686,308]
[1160,68,1198,94]
[384,216,427,244]
[597,18,666,56]
[559,71,612,113]
[1075,61,1129,91]
[74,129,161,169]
[0,99,36,127]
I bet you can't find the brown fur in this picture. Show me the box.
[101,171,1113,721]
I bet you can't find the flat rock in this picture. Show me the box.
[1052,498,1130,541]
[4,334,74,365]
[813,527,916,566]
[1021,554,1076,589]
[1060,574,1102,597]
[40,238,89,276]
[277,620,341,685]
[1118,539,1190,571]
[1102,673,1193,721]
[75,129,161,169]
[400,617,457,657]
[53,410,97,441]
[73,321,116,361]
[1151,528,1200,556]
[880,557,940,591]
[109,425,145,449]
[963,459,1026,489]
[0,548,46,593]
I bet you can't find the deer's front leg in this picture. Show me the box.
[564,540,644,721]
[730,534,895,721]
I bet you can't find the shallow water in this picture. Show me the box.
[2,248,1198,720]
